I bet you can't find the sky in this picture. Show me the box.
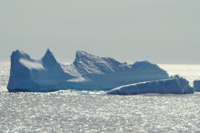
[0,0,200,64]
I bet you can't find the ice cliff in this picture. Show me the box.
[107,75,194,95]
[7,49,169,92]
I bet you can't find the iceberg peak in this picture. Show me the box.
[11,49,31,62]
[76,50,88,55]
[42,48,57,70]
[43,48,54,59]
[73,51,129,75]
[75,50,99,61]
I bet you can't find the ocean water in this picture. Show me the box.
[1,62,200,132]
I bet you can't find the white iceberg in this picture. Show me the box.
[69,51,169,90]
[107,75,194,95]
[7,49,169,92]
[193,80,200,92]
[7,49,74,92]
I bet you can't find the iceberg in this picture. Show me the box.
[107,75,194,95]
[7,49,169,92]
[7,49,74,92]
[68,51,169,90]
[193,80,200,92]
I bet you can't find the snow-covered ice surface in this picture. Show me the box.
[1,63,200,132]
[108,76,194,95]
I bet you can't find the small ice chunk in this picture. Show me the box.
[193,80,200,92]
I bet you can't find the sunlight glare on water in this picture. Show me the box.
[1,63,200,132]
[1,92,200,132]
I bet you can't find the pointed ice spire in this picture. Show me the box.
[42,48,55,59]
[44,48,52,56]
[42,48,58,70]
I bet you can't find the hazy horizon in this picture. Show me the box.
[1,0,200,64]
[2,49,200,65]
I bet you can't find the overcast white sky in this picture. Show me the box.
[0,0,200,64]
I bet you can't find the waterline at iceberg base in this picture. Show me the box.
[7,48,193,94]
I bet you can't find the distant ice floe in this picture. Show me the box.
[107,75,194,95]
[194,80,200,92]
[7,49,171,92]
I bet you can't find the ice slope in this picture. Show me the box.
[7,49,74,92]
[107,75,194,95]
[71,51,169,90]
[7,49,169,92]
[193,80,200,92]
[60,63,82,77]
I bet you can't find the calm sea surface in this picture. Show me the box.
[1,62,200,132]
